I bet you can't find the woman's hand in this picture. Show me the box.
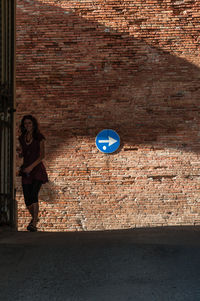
[23,166,33,174]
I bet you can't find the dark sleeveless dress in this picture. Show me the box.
[19,132,48,185]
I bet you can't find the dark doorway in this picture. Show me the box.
[0,0,16,227]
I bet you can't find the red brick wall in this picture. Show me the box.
[16,0,200,231]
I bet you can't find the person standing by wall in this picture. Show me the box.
[17,115,48,232]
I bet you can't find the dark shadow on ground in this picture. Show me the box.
[1,225,200,246]
[1,226,200,300]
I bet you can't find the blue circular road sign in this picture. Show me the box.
[96,129,120,153]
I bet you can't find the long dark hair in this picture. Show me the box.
[20,115,40,139]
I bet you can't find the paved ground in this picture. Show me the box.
[1,226,200,301]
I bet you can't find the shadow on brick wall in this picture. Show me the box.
[16,0,200,156]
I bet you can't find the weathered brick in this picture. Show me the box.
[16,0,200,231]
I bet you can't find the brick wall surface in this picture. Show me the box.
[16,0,200,231]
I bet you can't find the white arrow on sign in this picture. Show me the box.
[98,136,117,147]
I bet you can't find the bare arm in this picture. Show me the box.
[23,140,45,174]
[16,145,23,158]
